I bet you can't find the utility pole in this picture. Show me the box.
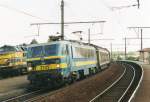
[61,0,64,40]
[137,0,140,9]
[140,29,143,50]
[88,28,90,44]
[123,36,148,60]
[140,29,144,62]
[125,37,127,60]
[110,43,113,60]
[30,1,106,41]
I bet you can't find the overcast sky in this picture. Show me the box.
[0,0,149,52]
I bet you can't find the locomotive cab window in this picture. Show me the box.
[27,46,43,58]
[44,44,59,56]
[27,44,60,58]
[0,46,16,53]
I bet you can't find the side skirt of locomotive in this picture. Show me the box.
[27,63,110,88]
[0,66,27,78]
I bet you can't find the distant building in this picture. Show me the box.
[139,48,150,64]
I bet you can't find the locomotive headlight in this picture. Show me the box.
[56,64,60,68]
[28,67,33,71]
[55,59,60,68]
[27,63,32,71]
[9,63,13,66]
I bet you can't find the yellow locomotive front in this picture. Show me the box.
[0,45,27,76]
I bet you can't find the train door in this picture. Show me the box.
[95,48,101,70]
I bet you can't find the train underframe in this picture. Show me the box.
[27,64,110,88]
[0,66,27,77]
[28,70,66,88]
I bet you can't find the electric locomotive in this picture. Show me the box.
[27,40,110,86]
[0,45,27,76]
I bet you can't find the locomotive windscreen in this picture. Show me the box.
[27,44,59,58]
[0,46,16,54]
[27,46,43,58]
[44,44,59,56]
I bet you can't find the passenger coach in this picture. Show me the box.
[27,40,110,85]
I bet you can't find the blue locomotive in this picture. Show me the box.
[27,40,110,85]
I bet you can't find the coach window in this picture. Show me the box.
[72,47,81,58]
[90,50,94,58]
[88,49,91,58]
[80,48,84,58]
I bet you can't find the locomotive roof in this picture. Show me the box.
[27,40,90,47]
[27,40,108,51]
[27,40,69,47]
[0,45,24,54]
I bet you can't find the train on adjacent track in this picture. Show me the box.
[27,40,110,86]
[0,45,27,77]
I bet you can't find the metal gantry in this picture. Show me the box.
[30,0,106,40]
[128,27,150,51]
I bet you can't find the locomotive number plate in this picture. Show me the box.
[36,65,49,71]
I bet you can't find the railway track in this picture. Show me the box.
[23,88,61,102]
[90,61,143,102]
[1,89,47,102]
[2,85,67,102]
[1,61,143,102]
[1,82,64,102]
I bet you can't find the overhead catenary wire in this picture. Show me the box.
[0,4,49,22]
[99,0,140,47]
[83,38,114,41]
[30,20,106,39]
[99,0,127,35]
[111,4,138,10]
[30,20,106,25]
[100,0,139,11]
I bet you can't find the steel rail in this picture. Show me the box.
[89,63,127,102]
[118,63,135,102]
[2,89,42,102]
[24,85,67,102]
[91,61,143,102]
[128,63,144,102]
[24,92,54,102]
